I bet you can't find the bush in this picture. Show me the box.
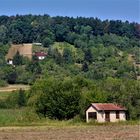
[28,77,82,120]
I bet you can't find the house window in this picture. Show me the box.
[88,112,97,119]
[116,111,120,119]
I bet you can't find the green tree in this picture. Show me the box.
[13,51,23,65]
[29,77,81,120]
[18,89,26,107]
[6,71,17,84]
[26,60,42,74]
[84,49,93,63]
[82,62,89,72]
[11,29,23,44]
[42,37,53,47]
[63,48,73,64]
[0,25,8,44]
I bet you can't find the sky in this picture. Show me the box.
[0,0,139,22]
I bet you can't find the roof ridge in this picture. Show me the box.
[91,103,126,111]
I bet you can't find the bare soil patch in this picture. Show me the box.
[0,125,139,140]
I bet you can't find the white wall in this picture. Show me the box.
[109,111,126,122]
[110,111,117,122]
[97,111,105,122]
[8,60,13,65]
[38,56,45,60]
[119,111,126,121]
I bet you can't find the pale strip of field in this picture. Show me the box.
[0,85,30,92]
[0,125,139,140]
[6,44,32,60]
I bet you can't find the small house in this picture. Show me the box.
[7,59,13,65]
[34,52,47,60]
[86,103,127,123]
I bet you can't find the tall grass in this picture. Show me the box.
[0,109,24,126]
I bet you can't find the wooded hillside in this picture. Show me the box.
[0,15,139,121]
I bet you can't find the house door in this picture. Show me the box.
[105,112,110,122]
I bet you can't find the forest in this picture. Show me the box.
[0,14,140,121]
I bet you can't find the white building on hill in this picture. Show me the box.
[34,52,47,60]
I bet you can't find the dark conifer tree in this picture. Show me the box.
[13,51,23,65]
[82,61,89,72]
[84,49,93,63]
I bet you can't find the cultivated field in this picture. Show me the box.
[6,44,32,60]
[0,125,139,140]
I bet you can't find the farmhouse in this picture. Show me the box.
[86,103,127,123]
[34,52,47,60]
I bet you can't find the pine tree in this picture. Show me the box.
[13,51,23,65]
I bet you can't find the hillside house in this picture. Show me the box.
[86,103,127,123]
[34,52,47,60]
[7,59,13,65]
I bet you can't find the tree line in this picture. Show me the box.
[0,15,139,46]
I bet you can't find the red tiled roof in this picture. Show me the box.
[35,52,47,57]
[91,103,127,111]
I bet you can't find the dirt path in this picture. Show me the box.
[0,125,139,140]
[0,85,30,92]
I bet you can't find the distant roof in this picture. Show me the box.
[33,43,42,45]
[35,52,47,57]
[91,103,127,111]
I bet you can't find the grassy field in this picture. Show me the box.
[0,109,24,126]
